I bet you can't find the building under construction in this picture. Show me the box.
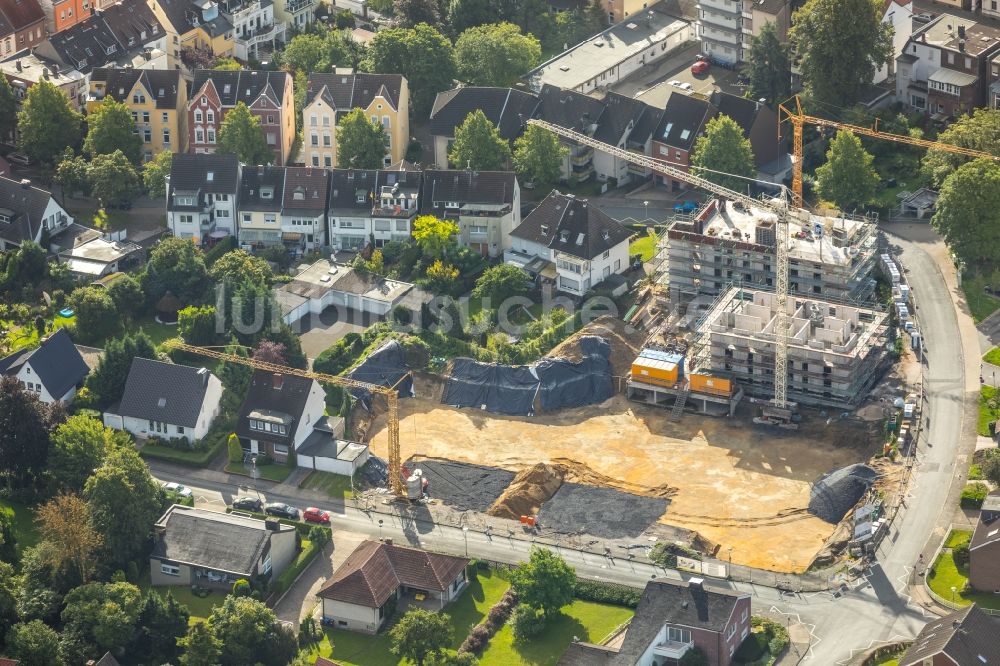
[689,287,890,409]
[660,198,879,303]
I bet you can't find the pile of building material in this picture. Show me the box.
[546,315,645,377]
[538,482,671,539]
[808,464,880,524]
[347,339,414,408]
[488,463,567,520]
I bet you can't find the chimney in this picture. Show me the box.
[958,25,966,39]
[384,537,393,545]
[15,59,21,71]
[272,373,283,390]
[688,577,704,590]
[960,39,966,52]
[20,179,30,189]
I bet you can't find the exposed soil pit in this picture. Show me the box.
[370,390,879,572]
[405,457,515,513]
[537,482,671,540]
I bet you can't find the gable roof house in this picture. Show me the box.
[150,505,297,589]
[420,169,520,258]
[103,357,223,443]
[166,153,241,244]
[0,0,46,59]
[237,164,285,249]
[0,328,90,403]
[558,578,752,666]
[591,92,662,186]
[216,0,284,63]
[535,84,609,185]
[651,92,716,191]
[236,370,325,459]
[281,166,329,252]
[0,175,73,251]
[0,50,86,111]
[969,491,1000,592]
[303,71,409,168]
[150,0,233,68]
[33,0,168,75]
[428,86,539,168]
[708,90,786,181]
[508,190,632,296]
[898,604,1000,666]
[87,67,189,157]
[318,539,469,634]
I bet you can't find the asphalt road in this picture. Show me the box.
[151,224,977,663]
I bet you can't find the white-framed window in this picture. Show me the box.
[603,250,610,259]
[310,133,318,146]
[195,110,203,123]
[207,110,215,123]
[243,213,252,224]
[195,129,204,143]
[162,112,169,123]
[322,134,331,147]
[163,128,171,144]
[207,129,216,143]
[264,214,276,224]
[262,554,272,574]
[177,426,185,435]
[160,563,180,576]
[310,114,317,127]
[666,627,691,644]
[273,443,288,455]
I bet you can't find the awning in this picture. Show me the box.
[929,68,978,88]
[282,232,303,241]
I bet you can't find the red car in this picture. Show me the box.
[691,60,710,76]
[303,507,331,524]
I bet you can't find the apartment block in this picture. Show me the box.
[694,287,889,408]
[662,198,878,302]
[88,68,188,158]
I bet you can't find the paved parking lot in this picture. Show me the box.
[295,308,374,361]
[609,41,745,108]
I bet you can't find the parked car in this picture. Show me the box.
[232,496,263,512]
[691,60,710,76]
[303,507,331,524]
[673,201,698,214]
[163,482,193,498]
[6,152,31,166]
[264,502,299,520]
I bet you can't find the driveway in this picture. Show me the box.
[608,41,744,107]
[274,529,367,624]
[294,307,375,361]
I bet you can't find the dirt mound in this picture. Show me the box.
[546,315,645,378]
[488,463,567,520]
[553,457,677,499]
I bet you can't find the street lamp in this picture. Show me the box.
[951,585,957,604]
[462,526,469,557]
[250,454,260,500]
[643,200,649,222]
[378,519,384,540]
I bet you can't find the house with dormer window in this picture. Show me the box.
[235,370,325,462]
[88,68,188,159]
[237,164,285,249]
[280,166,328,253]
[166,153,240,243]
[0,175,73,251]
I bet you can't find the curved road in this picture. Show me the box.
[151,224,978,663]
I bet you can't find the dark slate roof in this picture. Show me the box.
[536,84,607,134]
[327,169,379,213]
[240,166,286,212]
[0,328,89,398]
[0,175,56,246]
[235,370,317,444]
[91,68,182,110]
[556,642,616,665]
[94,652,122,666]
[428,86,538,140]
[39,0,163,74]
[154,0,231,37]
[168,153,240,195]
[283,167,329,215]
[152,505,294,575]
[305,72,405,114]
[899,605,1000,666]
[653,93,715,151]
[192,70,287,108]
[709,90,765,136]
[970,515,1000,552]
[420,170,517,210]
[611,579,746,665]
[594,92,648,146]
[630,103,662,147]
[512,190,631,261]
[317,540,468,608]
[0,0,44,31]
[116,357,215,427]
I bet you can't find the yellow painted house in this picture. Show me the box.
[302,69,409,169]
[88,68,189,159]
[149,0,234,67]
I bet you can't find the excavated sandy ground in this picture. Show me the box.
[368,394,876,572]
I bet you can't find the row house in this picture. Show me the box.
[37,0,114,34]
[302,69,409,169]
[280,167,327,252]
[875,0,912,83]
[166,153,240,244]
[0,52,85,111]
[187,69,294,165]
[217,0,283,62]
[273,0,312,32]
[88,68,188,159]
[896,14,1000,117]
[327,166,419,252]
[239,165,330,252]
[429,86,539,168]
[237,164,284,249]
[33,0,168,76]
[152,0,234,68]
[0,0,45,59]
[419,169,519,258]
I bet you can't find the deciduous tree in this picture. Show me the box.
[106,274,144,321]
[36,494,102,584]
[48,415,120,494]
[454,23,541,87]
[445,0,495,36]
[85,98,142,164]
[393,0,440,27]
[280,33,330,73]
[5,620,63,666]
[84,331,157,408]
[68,286,120,346]
[143,150,173,198]
[790,0,891,105]
[144,236,209,304]
[218,102,273,165]
[209,249,273,288]
[0,560,16,638]
[747,21,791,107]
[510,547,575,617]
[337,108,388,168]
[449,110,510,170]
[412,215,459,258]
[0,76,16,141]
[0,376,57,492]
[473,263,530,306]
[132,590,189,664]
[931,158,1000,268]
[389,609,453,666]
[209,595,298,666]
[513,125,566,191]
[88,150,142,207]
[178,621,222,666]
[691,115,756,193]
[55,151,91,198]
[815,130,878,211]
[922,108,1000,187]
[17,80,82,165]
[60,581,142,655]
[364,24,456,115]
[178,304,219,347]
[0,507,16,563]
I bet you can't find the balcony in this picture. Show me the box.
[570,147,594,166]
[239,22,284,46]
[285,0,314,13]
[700,0,741,16]
[571,164,595,182]
[371,204,416,218]
[652,640,694,660]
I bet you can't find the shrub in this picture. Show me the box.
[961,482,989,509]
[573,580,641,608]
[227,433,243,463]
[650,542,702,569]
[510,604,546,642]
[232,579,251,597]
[954,540,971,567]
[205,236,237,266]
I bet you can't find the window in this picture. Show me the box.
[207,129,215,143]
[322,115,330,127]
[142,112,150,123]
[310,133,318,146]
[310,114,317,126]
[160,563,180,576]
[133,93,145,104]
[666,627,691,644]
[322,134,331,147]
[264,214,276,224]
[195,129,204,143]
[201,96,207,105]
[374,220,391,231]
[195,110,203,123]
[262,554,272,574]
[727,623,737,640]
[947,51,954,64]
[143,129,151,143]
[243,213,252,224]
[741,609,749,622]
[469,225,487,234]
[603,250,610,259]
[177,426,185,435]
[162,112,169,123]
[382,115,389,129]
[207,110,214,123]
[312,155,319,166]
[266,115,274,124]
[324,156,332,167]
[273,443,289,455]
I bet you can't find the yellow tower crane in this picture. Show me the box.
[164,340,408,498]
[778,95,1000,208]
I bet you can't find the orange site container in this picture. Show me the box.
[688,370,733,397]
[631,357,680,387]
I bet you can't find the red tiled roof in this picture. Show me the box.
[0,0,43,30]
[317,540,468,608]
[0,657,21,666]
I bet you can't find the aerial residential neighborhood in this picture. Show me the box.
[1,0,1000,662]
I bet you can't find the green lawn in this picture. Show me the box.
[300,471,357,500]
[137,573,227,624]
[928,530,1000,610]
[961,275,1000,323]
[978,386,1000,437]
[945,529,973,549]
[478,600,634,666]
[2,314,76,353]
[310,568,510,666]
[873,152,922,210]
[985,347,1000,367]
[134,315,181,349]
[225,461,294,483]
[0,498,39,555]
[630,233,657,263]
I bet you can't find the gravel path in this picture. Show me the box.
[538,483,669,539]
